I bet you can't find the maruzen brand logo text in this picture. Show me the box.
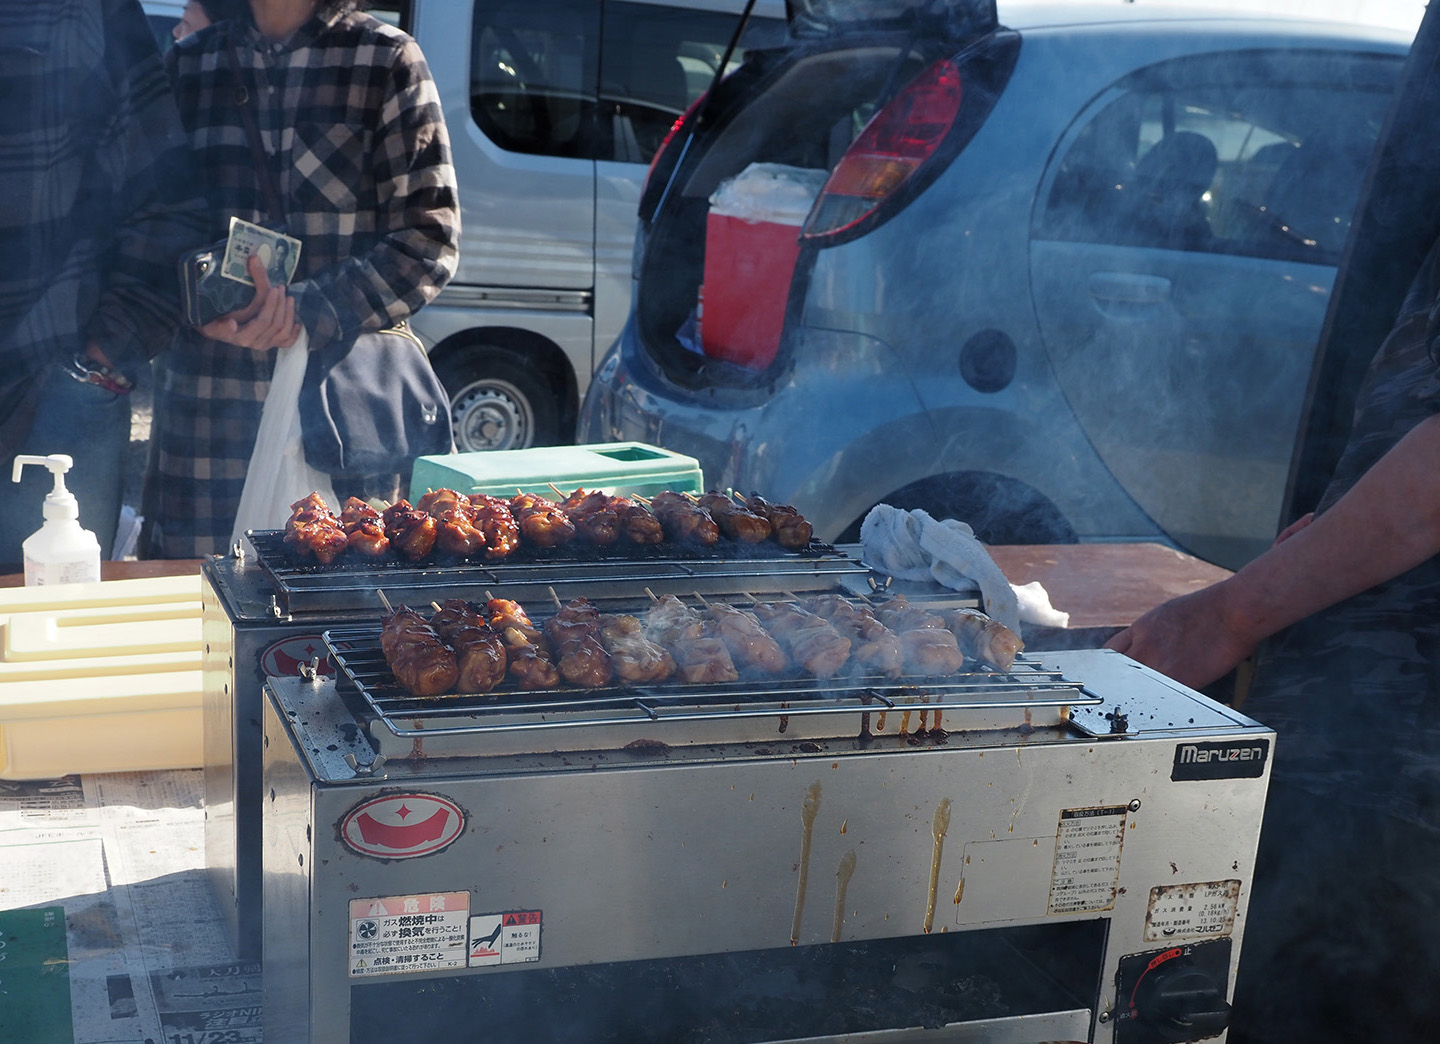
[1171,738,1270,781]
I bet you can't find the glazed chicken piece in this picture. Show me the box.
[511,492,577,548]
[943,608,1024,672]
[486,598,561,690]
[751,601,851,678]
[642,595,739,684]
[649,491,720,545]
[283,493,348,563]
[543,597,614,687]
[560,488,621,546]
[744,494,813,549]
[429,599,507,693]
[380,606,458,697]
[696,491,772,543]
[706,603,788,674]
[597,614,677,684]
[804,594,903,678]
[469,495,521,558]
[380,500,438,561]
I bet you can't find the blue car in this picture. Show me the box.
[579,0,1414,569]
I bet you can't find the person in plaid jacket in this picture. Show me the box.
[146,0,459,557]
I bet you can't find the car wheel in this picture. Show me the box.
[838,474,1079,546]
[433,350,560,453]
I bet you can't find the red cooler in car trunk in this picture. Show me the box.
[701,163,826,369]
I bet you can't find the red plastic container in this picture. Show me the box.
[699,214,804,370]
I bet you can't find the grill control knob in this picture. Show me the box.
[1133,961,1231,1038]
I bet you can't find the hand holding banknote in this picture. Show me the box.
[201,218,303,350]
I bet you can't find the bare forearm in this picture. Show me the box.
[1108,412,1440,688]
[1219,412,1440,641]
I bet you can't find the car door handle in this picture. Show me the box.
[1086,272,1173,306]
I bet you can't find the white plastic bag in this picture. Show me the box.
[230,330,338,551]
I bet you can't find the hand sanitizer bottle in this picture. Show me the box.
[11,454,102,587]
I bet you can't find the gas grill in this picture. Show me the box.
[260,640,1272,1044]
[202,533,880,957]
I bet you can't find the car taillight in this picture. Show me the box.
[644,93,708,199]
[803,58,963,240]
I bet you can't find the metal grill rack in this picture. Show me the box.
[245,529,869,615]
[321,625,1102,760]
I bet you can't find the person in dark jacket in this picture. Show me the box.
[0,0,204,567]
[1106,238,1440,1042]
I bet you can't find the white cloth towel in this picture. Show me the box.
[859,505,1070,634]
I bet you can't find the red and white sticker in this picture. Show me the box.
[468,911,542,967]
[339,793,466,859]
[260,635,333,678]
[348,892,470,978]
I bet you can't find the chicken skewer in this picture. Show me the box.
[871,595,965,675]
[750,599,852,678]
[485,593,562,690]
[338,496,390,558]
[428,599,508,693]
[284,492,349,563]
[943,608,1024,672]
[642,591,739,684]
[543,592,614,687]
[380,604,459,697]
[803,593,904,678]
[695,592,788,674]
[696,490,772,543]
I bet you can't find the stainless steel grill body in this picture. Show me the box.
[203,538,875,956]
[261,649,1272,1044]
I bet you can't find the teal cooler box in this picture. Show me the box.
[410,442,704,500]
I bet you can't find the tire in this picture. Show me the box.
[432,350,560,453]
[838,474,1078,546]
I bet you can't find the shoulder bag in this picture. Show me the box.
[225,37,453,478]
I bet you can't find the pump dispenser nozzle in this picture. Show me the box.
[12,454,81,522]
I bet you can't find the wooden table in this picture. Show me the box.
[0,545,1228,645]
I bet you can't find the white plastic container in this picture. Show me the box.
[11,454,102,587]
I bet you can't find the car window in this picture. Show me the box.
[471,0,784,164]
[1036,50,1398,265]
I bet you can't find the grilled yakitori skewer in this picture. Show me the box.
[741,492,814,549]
[485,593,561,690]
[871,595,965,675]
[469,494,521,559]
[380,603,459,697]
[428,599,508,693]
[749,599,852,678]
[415,488,487,556]
[381,499,439,561]
[696,490,772,543]
[597,612,677,684]
[555,486,622,545]
[543,592,614,687]
[511,490,577,547]
[943,607,1024,672]
[694,592,788,674]
[642,591,739,684]
[648,490,721,545]
[338,496,390,557]
[803,593,904,678]
[284,492,349,563]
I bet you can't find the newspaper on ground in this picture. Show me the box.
[0,770,262,1044]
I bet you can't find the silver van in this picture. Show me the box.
[409,0,786,451]
[145,0,788,452]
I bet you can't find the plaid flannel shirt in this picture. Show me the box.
[150,8,460,557]
[0,0,203,394]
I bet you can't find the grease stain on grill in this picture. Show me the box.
[623,738,670,756]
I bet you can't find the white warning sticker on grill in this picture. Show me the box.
[348,892,470,977]
[1048,805,1127,915]
[468,911,542,967]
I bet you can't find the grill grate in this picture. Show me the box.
[322,624,1101,758]
[246,529,867,615]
